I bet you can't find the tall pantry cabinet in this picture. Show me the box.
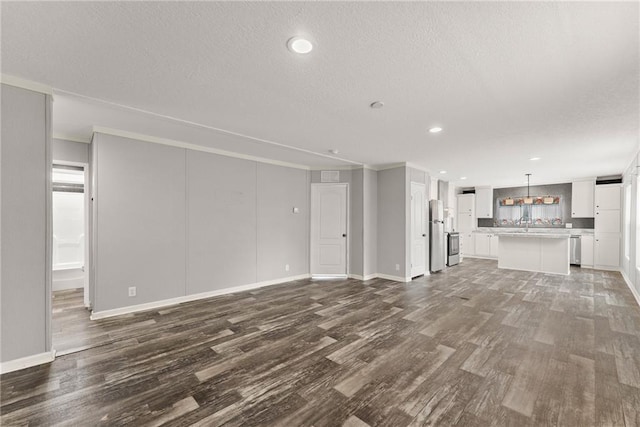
[457,194,475,256]
[594,184,622,269]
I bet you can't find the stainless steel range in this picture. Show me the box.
[447,232,459,266]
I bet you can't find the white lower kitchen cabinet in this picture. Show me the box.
[472,232,499,259]
[474,233,491,257]
[581,235,594,267]
[460,232,475,256]
[490,234,499,258]
[594,235,620,269]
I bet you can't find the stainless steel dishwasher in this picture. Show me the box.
[570,235,581,266]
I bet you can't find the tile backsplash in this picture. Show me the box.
[477,183,595,229]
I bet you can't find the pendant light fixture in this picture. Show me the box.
[523,173,533,204]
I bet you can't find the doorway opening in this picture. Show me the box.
[51,164,91,355]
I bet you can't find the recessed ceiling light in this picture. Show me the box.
[460,177,467,180]
[439,170,447,174]
[287,37,313,54]
[370,101,384,109]
[329,149,339,154]
[529,157,541,161]
[429,127,443,133]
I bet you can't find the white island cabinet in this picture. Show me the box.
[497,233,570,275]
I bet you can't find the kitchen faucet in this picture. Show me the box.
[518,216,530,232]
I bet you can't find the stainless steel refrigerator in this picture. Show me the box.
[429,199,445,272]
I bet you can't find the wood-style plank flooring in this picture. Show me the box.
[2,258,640,426]
[52,288,100,355]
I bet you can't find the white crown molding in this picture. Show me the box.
[90,274,311,320]
[371,163,406,172]
[93,126,312,171]
[52,133,91,144]
[404,162,431,174]
[0,350,56,375]
[309,165,365,171]
[1,74,53,95]
[58,88,362,167]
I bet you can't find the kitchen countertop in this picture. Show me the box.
[473,227,593,235]
[497,232,570,239]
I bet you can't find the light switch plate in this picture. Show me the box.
[292,207,299,214]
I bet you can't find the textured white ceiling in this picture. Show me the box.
[2,1,638,186]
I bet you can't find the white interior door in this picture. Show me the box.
[411,183,426,277]
[311,184,347,276]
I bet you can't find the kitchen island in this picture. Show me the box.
[497,232,570,275]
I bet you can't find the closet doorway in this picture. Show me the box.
[51,164,90,355]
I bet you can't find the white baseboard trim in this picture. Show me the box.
[348,273,378,281]
[462,255,497,260]
[0,349,56,375]
[621,269,640,308]
[594,265,622,272]
[90,274,311,320]
[376,273,412,283]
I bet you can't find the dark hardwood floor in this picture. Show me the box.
[52,288,100,355]
[2,258,640,426]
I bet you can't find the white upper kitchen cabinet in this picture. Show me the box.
[571,180,594,218]
[456,194,476,233]
[457,212,475,232]
[595,184,621,210]
[475,187,493,219]
[595,209,621,233]
[457,194,475,214]
[594,184,622,234]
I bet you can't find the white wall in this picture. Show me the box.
[52,138,88,164]
[1,84,51,363]
[91,132,310,313]
[363,168,378,277]
[257,163,310,281]
[186,151,257,294]
[93,133,186,312]
[350,169,364,277]
[377,167,407,278]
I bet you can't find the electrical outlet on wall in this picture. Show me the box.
[285,264,290,272]
[395,264,400,271]
[128,286,136,297]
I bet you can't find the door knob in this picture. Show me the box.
[342,234,346,237]
[422,234,426,237]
